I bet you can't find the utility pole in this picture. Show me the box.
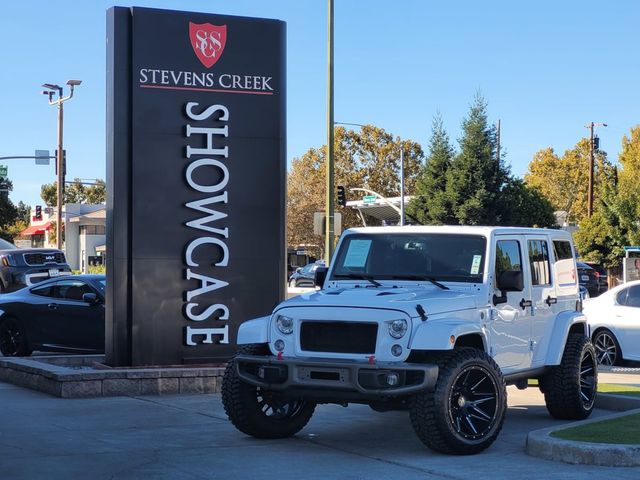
[42,80,82,250]
[325,0,335,264]
[496,119,501,174]
[585,122,607,218]
[399,148,405,226]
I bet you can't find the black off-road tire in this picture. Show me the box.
[0,317,32,357]
[221,344,316,439]
[409,348,507,455]
[542,334,597,420]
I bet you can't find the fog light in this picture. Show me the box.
[391,344,403,357]
[386,373,399,386]
[274,339,285,351]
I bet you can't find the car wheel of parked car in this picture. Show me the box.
[593,329,621,367]
[409,348,507,455]
[221,344,316,439]
[0,317,32,357]
[541,334,597,420]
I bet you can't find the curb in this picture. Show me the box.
[526,406,640,466]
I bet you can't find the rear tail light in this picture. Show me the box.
[594,271,600,279]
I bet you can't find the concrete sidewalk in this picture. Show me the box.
[1,381,639,480]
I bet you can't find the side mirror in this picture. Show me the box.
[493,270,524,306]
[314,267,328,289]
[82,292,99,305]
[497,270,524,292]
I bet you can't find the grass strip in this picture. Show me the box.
[528,380,640,397]
[550,413,640,444]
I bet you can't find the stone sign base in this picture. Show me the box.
[0,355,225,398]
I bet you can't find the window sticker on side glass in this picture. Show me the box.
[343,239,372,267]
[470,255,482,274]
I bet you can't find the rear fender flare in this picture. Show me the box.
[544,311,588,366]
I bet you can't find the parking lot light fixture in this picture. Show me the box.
[41,80,82,250]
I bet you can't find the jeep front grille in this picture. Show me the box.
[300,321,378,354]
[23,252,66,266]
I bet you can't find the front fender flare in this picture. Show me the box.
[544,311,588,366]
[237,315,270,345]
[409,318,486,351]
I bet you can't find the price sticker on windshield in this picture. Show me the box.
[470,255,482,275]
[344,239,372,267]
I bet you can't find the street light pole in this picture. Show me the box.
[42,80,81,250]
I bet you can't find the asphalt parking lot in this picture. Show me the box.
[1,379,639,480]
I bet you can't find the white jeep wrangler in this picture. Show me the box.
[222,226,597,455]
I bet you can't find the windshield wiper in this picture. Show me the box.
[390,275,449,290]
[333,273,382,287]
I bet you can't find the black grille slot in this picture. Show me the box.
[23,252,66,265]
[300,321,378,354]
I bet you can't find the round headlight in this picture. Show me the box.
[276,315,294,335]
[388,319,408,339]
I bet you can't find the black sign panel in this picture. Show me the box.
[106,7,286,366]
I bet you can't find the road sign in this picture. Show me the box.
[0,165,7,177]
[35,150,51,165]
[363,195,376,204]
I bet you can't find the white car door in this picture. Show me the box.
[526,237,557,367]
[490,236,532,372]
[615,284,640,361]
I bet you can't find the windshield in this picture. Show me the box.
[0,238,17,250]
[331,233,487,283]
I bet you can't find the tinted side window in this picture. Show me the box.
[626,285,640,308]
[553,240,573,260]
[30,284,55,298]
[528,240,551,286]
[495,240,522,287]
[616,289,628,305]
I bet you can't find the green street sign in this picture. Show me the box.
[0,165,7,177]
[363,195,376,204]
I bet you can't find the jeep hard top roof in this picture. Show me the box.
[343,225,571,238]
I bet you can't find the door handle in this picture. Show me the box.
[519,299,532,310]
[47,303,58,310]
[545,296,558,306]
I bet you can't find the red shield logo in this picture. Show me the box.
[189,22,227,68]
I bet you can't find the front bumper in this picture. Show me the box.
[235,354,438,399]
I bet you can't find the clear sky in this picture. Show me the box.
[0,0,638,208]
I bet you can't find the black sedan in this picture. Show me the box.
[576,262,600,298]
[0,275,105,357]
[288,261,325,288]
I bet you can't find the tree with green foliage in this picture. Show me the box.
[406,114,455,224]
[445,94,510,225]
[497,178,556,227]
[0,178,19,241]
[573,126,640,267]
[525,140,614,225]
[287,126,423,257]
[41,178,106,206]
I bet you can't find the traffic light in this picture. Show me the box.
[337,185,346,207]
[593,136,600,151]
[35,205,42,220]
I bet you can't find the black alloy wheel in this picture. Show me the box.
[579,348,597,409]
[593,330,620,366]
[410,348,506,455]
[0,318,31,357]
[447,366,500,441]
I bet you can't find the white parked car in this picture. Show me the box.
[584,280,640,366]
[222,226,596,455]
